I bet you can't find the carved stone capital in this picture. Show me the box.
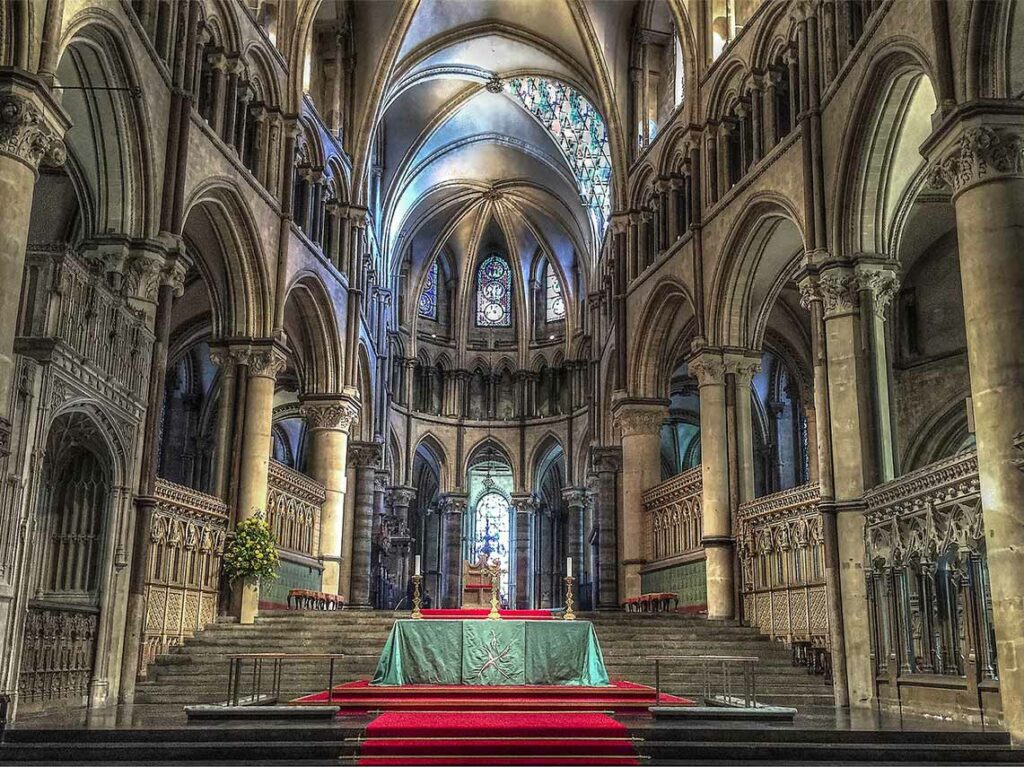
[928,125,1024,198]
[239,344,288,380]
[0,75,69,173]
[591,445,622,474]
[855,265,900,316]
[724,353,762,386]
[612,395,670,437]
[300,391,360,433]
[348,440,383,470]
[687,351,726,387]
[388,485,417,508]
[816,269,860,318]
[438,492,468,515]
[561,485,593,510]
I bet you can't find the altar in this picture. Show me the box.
[371,619,611,686]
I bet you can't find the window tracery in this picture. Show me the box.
[545,263,565,322]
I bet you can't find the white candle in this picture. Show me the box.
[415,555,421,576]
[566,557,572,578]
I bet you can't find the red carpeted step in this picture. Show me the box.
[356,711,640,766]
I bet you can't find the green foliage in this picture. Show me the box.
[222,512,279,583]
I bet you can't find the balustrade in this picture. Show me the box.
[737,483,829,647]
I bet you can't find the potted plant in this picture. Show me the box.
[223,511,279,623]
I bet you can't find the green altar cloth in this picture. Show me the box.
[371,619,611,686]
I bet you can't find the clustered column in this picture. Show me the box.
[511,494,536,609]
[591,448,621,609]
[439,493,468,608]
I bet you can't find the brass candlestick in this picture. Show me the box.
[564,575,576,621]
[411,573,423,619]
[487,564,502,620]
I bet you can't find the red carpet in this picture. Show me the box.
[291,679,692,714]
[419,608,556,619]
[356,711,640,765]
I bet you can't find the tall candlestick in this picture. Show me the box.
[414,554,421,576]
[566,557,572,578]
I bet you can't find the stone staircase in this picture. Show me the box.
[135,611,835,711]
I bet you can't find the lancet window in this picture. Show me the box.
[419,260,438,320]
[476,255,512,327]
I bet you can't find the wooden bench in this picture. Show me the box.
[622,592,678,613]
[287,589,345,610]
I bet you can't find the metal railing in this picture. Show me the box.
[648,654,760,708]
[225,653,349,707]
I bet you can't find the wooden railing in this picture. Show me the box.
[737,482,830,647]
[141,478,228,675]
[641,467,703,564]
[266,460,325,559]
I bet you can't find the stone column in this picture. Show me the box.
[690,350,734,619]
[388,484,417,594]
[371,470,388,607]
[0,75,68,455]
[439,493,468,608]
[347,440,382,608]
[612,396,669,601]
[926,110,1024,740]
[234,343,288,624]
[562,487,591,608]
[511,493,536,609]
[726,354,761,505]
[591,448,621,609]
[301,391,360,595]
[340,459,357,602]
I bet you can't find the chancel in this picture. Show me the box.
[2,0,1024,763]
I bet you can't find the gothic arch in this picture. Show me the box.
[831,45,938,260]
[182,180,274,338]
[630,277,696,399]
[414,433,451,493]
[56,14,157,238]
[465,436,516,479]
[707,196,806,349]
[529,433,565,491]
[282,272,344,394]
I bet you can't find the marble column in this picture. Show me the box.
[926,109,1024,740]
[690,350,734,620]
[0,74,68,456]
[234,343,288,624]
[591,448,621,609]
[301,391,360,595]
[612,396,669,601]
[511,493,536,609]
[346,440,382,608]
[439,493,468,608]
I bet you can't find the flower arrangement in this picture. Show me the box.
[222,512,279,583]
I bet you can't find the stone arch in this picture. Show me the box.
[831,45,938,259]
[55,15,157,239]
[282,272,344,394]
[965,0,1024,100]
[465,436,517,480]
[529,432,565,491]
[181,180,273,338]
[355,342,375,442]
[630,277,696,398]
[414,433,451,493]
[707,196,806,349]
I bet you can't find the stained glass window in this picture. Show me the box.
[474,491,511,595]
[476,254,512,327]
[505,77,612,232]
[418,260,438,320]
[545,263,565,322]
